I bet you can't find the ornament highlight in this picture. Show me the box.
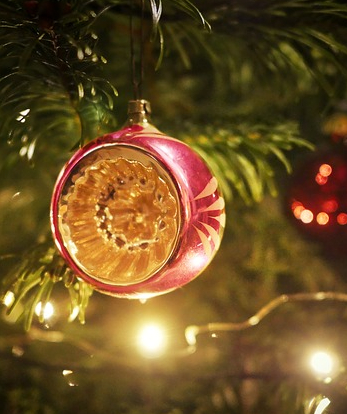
[51,100,225,298]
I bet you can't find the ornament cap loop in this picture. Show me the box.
[127,99,151,126]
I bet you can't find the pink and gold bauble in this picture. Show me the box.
[50,100,225,298]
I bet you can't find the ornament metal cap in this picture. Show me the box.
[127,99,151,126]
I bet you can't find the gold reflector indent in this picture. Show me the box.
[58,150,180,285]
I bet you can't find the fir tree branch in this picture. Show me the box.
[179,121,314,203]
[0,242,93,331]
[0,1,117,161]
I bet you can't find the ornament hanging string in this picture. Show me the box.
[130,0,146,99]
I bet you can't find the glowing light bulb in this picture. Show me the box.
[293,204,305,219]
[314,397,331,414]
[137,324,167,358]
[2,291,15,307]
[316,212,329,225]
[35,301,54,320]
[300,209,314,223]
[310,351,334,375]
[319,164,332,177]
[315,173,328,185]
[62,369,78,387]
[337,213,347,225]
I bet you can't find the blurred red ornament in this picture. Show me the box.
[286,147,347,255]
[51,100,225,298]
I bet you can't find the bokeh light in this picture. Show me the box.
[310,351,334,376]
[35,301,55,321]
[2,291,15,307]
[313,397,331,414]
[337,212,347,225]
[316,212,329,225]
[300,209,314,224]
[319,164,332,177]
[315,173,328,185]
[137,324,167,358]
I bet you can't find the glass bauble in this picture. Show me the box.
[51,100,225,298]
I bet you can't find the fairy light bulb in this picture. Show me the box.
[35,301,55,320]
[310,351,333,375]
[137,324,167,358]
[2,291,15,307]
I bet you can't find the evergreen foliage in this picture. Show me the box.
[1,0,347,412]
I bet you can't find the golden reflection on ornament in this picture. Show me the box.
[60,155,180,286]
[316,212,329,226]
[62,369,79,387]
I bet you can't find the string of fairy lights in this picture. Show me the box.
[2,290,347,412]
[2,290,347,368]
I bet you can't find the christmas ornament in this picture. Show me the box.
[286,146,347,256]
[51,100,225,298]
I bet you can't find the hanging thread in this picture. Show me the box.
[130,0,145,99]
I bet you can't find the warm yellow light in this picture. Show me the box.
[300,209,314,223]
[319,164,332,177]
[2,291,15,307]
[310,351,334,375]
[316,212,329,225]
[337,213,347,225]
[35,301,54,320]
[293,204,305,219]
[137,324,167,358]
[314,397,331,414]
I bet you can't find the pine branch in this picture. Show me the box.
[0,242,93,331]
[0,1,118,163]
[179,121,314,203]
[149,0,347,97]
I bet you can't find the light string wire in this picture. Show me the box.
[130,0,146,99]
[185,291,347,350]
[2,291,347,372]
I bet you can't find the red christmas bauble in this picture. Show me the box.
[50,100,225,299]
[286,147,347,255]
